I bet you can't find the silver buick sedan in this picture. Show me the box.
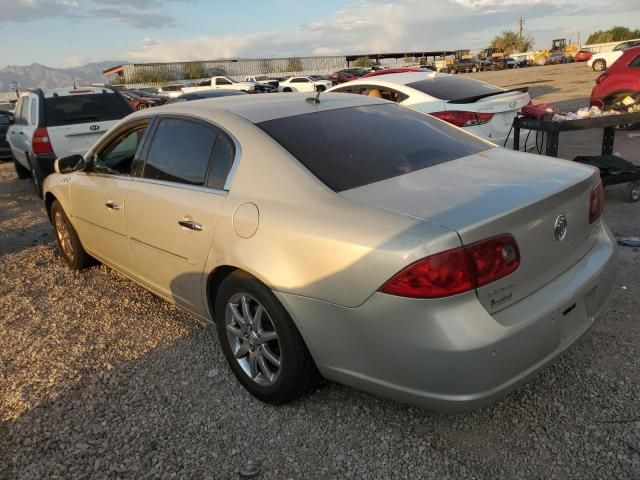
[43,93,616,410]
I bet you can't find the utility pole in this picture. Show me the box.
[518,17,524,40]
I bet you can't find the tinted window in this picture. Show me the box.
[335,85,408,103]
[407,76,502,101]
[206,132,236,190]
[44,93,131,127]
[144,118,217,186]
[216,78,232,85]
[0,115,10,126]
[95,123,148,176]
[29,98,37,125]
[258,104,490,192]
[630,54,640,67]
[291,78,309,83]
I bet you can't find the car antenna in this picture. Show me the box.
[306,85,321,104]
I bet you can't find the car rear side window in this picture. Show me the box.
[258,104,490,192]
[44,93,131,127]
[407,76,503,101]
[630,54,640,67]
[144,118,217,186]
[206,131,236,190]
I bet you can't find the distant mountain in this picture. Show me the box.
[0,61,126,90]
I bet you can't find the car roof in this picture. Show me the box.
[139,92,388,123]
[346,72,438,86]
[33,87,117,98]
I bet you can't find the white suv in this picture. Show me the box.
[588,39,640,71]
[8,87,132,196]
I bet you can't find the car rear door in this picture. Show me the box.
[70,119,151,275]
[44,91,132,158]
[125,116,237,315]
[7,96,29,165]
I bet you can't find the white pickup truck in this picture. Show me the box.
[182,76,260,94]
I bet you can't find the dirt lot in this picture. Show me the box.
[1,63,640,479]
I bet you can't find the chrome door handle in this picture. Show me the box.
[105,201,121,210]
[178,219,203,231]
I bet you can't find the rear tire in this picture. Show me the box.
[51,200,92,270]
[215,271,319,404]
[283,87,292,92]
[136,104,148,110]
[13,157,31,179]
[592,59,606,72]
[26,154,43,198]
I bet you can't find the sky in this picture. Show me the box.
[1,0,640,68]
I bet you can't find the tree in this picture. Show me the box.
[286,57,303,72]
[184,62,207,80]
[489,30,534,54]
[586,26,640,44]
[131,70,168,84]
[352,56,375,68]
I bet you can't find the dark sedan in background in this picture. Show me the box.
[0,110,15,160]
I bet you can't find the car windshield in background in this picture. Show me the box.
[44,93,131,127]
[258,104,491,192]
[407,76,503,101]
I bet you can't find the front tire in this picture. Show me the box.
[136,103,148,110]
[215,271,319,404]
[51,200,92,270]
[282,87,292,92]
[13,157,31,179]
[625,181,640,203]
[592,59,606,72]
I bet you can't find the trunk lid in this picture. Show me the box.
[445,89,531,141]
[341,148,600,312]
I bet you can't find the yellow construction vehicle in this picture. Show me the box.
[551,38,580,57]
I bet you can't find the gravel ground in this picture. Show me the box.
[1,63,640,479]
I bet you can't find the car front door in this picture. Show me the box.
[70,119,151,275]
[125,116,236,315]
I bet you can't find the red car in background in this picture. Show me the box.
[574,50,593,62]
[119,90,164,110]
[590,46,640,108]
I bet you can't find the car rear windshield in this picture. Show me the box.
[257,104,491,192]
[44,93,131,127]
[407,76,503,101]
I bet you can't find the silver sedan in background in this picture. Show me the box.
[43,93,616,410]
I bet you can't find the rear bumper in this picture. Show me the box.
[33,153,57,177]
[276,222,616,411]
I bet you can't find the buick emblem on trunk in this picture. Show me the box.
[554,214,568,242]
[90,125,100,131]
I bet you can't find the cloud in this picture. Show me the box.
[143,37,159,46]
[0,0,185,29]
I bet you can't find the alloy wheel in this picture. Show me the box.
[54,210,75,262]
[225,293,281,386]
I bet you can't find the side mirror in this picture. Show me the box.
[54,154,85,174]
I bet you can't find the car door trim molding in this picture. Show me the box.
[129,176,228,195]
[75,216,127,238]
[129,236,190,262]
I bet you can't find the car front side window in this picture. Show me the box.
[94,122,149,176]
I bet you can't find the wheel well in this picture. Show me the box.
[603,90,637,106]
[44,192,56,221]
[207,265,239,320]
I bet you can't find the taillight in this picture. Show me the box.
[32,127,53,155]
[431,110,495,127]
[589,180,604,223]
[380,234,520,298]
